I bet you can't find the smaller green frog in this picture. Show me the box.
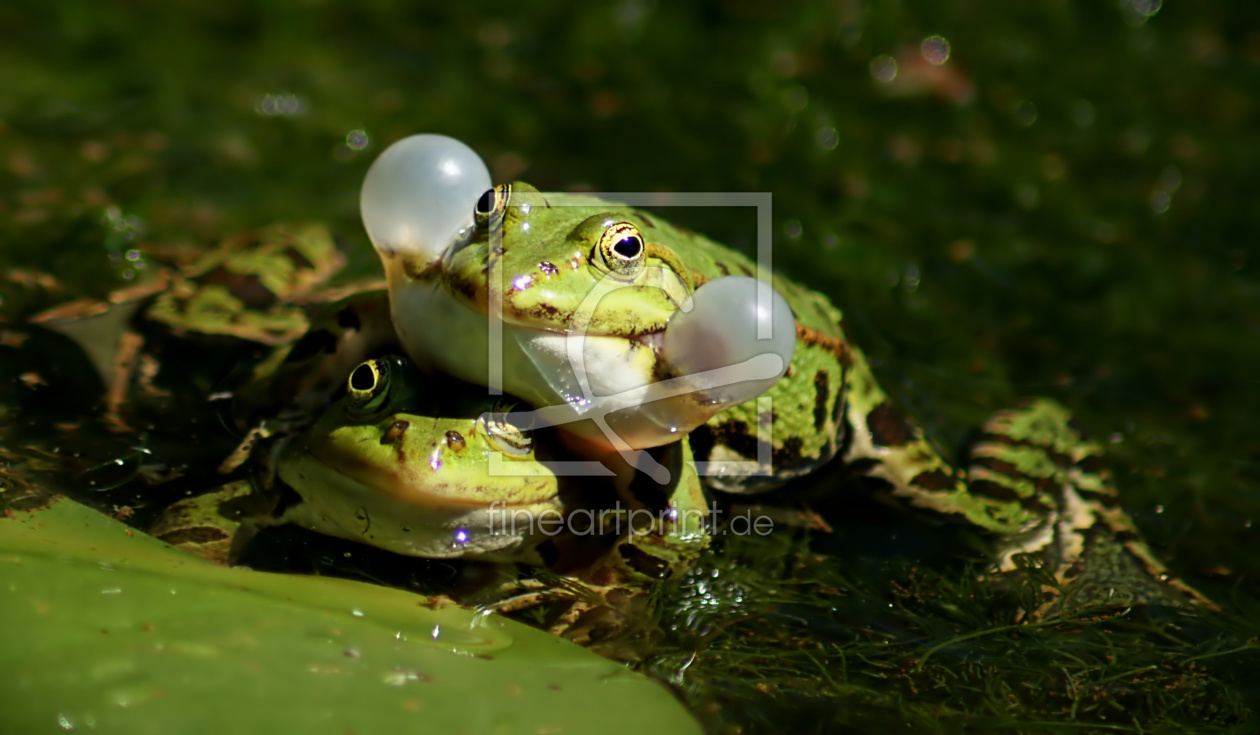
[154,352,709,650]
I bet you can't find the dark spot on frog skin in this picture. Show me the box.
[281,246,315,270]
[867,403,915,447]
[286,328,339,363]
[335,306,362,331]
[195,270,277,309]
[979,432,1072,467]
[971,455,1023,479]
[538,261,559,276]
[715,262,731,276]
[444,430,466,451]
[909,469,960,491]
[813,370,830,432]
[772,436,805,468]
[796,325,851,366]
[381,420,410,445]
[637,213,654,228]
[969,476,1049,511]
[617,543,671,579]
[712,419,761,460]
[515,300,563,322]
[688,424,716,463]
[969,479,1020,501]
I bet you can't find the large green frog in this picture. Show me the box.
[370,177,1215,616]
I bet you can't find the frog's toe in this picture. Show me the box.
[1019,527,1218,621]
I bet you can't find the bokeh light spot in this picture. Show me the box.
[920,36,951,65]
[347,129,370,151]
[870,55,898,83]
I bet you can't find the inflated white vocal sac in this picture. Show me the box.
[661,275,796,405]
[360,134,491,264]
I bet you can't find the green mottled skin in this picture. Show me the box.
[154,204,1212,621]
[380,183,1215,613]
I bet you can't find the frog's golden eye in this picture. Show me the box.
[592,221,646,280]
[474,184,511,229]
[346,359,390,414]
[479,400,534,457]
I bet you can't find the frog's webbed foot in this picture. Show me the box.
[487,573,655,660]
[970,399,1217,619]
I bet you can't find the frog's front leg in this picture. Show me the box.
[843,350,1216,616]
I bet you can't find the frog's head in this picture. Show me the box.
[278,355,563,562]
[360,134,797,451]
[440,182,691,338]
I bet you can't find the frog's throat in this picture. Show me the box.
[278,446,554,561]
[384,257,774,450]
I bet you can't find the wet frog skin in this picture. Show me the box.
[29,223,378,431]
[377,183,1215,614]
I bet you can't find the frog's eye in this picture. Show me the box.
[474,184,511,229]
[346,359,391,414]
[592,221,646,280]
[478,401,534,457]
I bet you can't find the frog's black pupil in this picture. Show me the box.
[613,236,642,259]
[350,364,377,392]
[475,189,494,216]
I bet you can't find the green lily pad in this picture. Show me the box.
[0,496,699,733]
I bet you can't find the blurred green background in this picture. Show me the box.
[2,0,1258,732]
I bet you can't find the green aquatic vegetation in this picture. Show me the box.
[2,0,1258,732]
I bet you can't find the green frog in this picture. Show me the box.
[154,350,709,652]
[28,222,380,431]
[372,180,1215,616]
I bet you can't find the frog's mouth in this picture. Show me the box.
[386,258,791,451]
[278,429,561,560]
[299,432,558,511]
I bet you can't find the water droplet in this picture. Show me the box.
[814,126,839,151]
[351,609,365,618]
[346,129,370,151]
